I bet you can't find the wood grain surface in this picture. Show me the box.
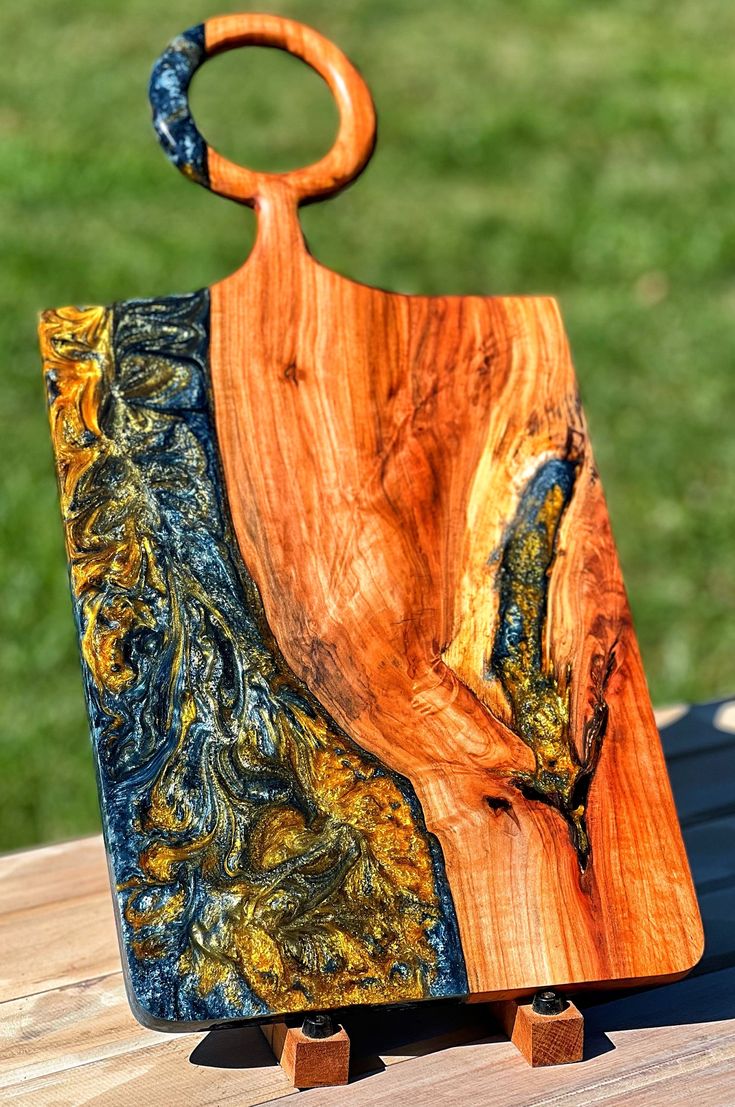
[493,997,585,1066]
[204,13,376,206]
[209,187,702,997]
[40,11,703,1027]
[262,1022,350,1088]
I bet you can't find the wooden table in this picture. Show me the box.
[1,702,733,1105]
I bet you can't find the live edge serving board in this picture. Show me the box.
[39,14,703,1031]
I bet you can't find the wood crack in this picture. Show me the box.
[484,447,617,871]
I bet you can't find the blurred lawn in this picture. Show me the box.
[1,0,734,851]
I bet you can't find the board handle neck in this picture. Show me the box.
[149,13,377,222]
[250,180,308,262]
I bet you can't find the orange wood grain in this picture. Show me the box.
[208,205,702,1000]
[261,1022,350,1088]
[186,11,702,1002]
[203,14,375,206]
[492,998,584,1067]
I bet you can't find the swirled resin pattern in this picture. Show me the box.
[149,25,208,186]
[39,294,466,1027]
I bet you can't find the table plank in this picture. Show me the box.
[1,1033,293,1107]
[654,705,735,978]
[0,973,153,1088]
[695,886,735,974]
[0,892,119,1002]
[660,700,735,832]
[0,949,494,1099]
[0,836,107,916]
[668,745,735,828]
[682,817,735,890]
[658,699,735,759]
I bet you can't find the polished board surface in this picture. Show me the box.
[38,13,702,1028]
[40,295,466,1028]
[211,257,703,1003]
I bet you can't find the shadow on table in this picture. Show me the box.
[189,1025,278,1069]
[659,699,735,982]
[190,698,735,1071]
[584,697,735,1045]
[189,999,499,1076]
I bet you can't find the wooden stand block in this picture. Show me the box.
[260,1020,350,1088]
[491,996,584,1067]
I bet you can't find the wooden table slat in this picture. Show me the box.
[0,837,107,916]
[667,742,735,827]
[0,892,118,1003]
[659,699,735,759]
[1,1033,292,1107]
[681,817,735,890]
[0,973,152,1088]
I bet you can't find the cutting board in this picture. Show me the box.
[39,13,703,1031]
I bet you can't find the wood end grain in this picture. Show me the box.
[492,998,584,1067]
[261,1021,351,1088]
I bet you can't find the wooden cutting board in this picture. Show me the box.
[39,13,702,1031]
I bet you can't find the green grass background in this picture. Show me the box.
[1,0,734,851]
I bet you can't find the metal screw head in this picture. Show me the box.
[301,1013,335,1039]
[532,989,569,1016]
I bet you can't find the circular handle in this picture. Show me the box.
[149,14,377,206]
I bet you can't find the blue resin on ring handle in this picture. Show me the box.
[149,25,209,186]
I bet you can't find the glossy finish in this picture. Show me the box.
[212,242,702,1001]
[40,13,702,1028]
[149,25,208,186]
[2,701,731,1099]
[39,296,465,1028]
[149,15,376,206]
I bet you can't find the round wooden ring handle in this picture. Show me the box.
[149,14,377,206]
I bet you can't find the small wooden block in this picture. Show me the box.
[492,998,584,1067]
[260,1020,350,1088]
